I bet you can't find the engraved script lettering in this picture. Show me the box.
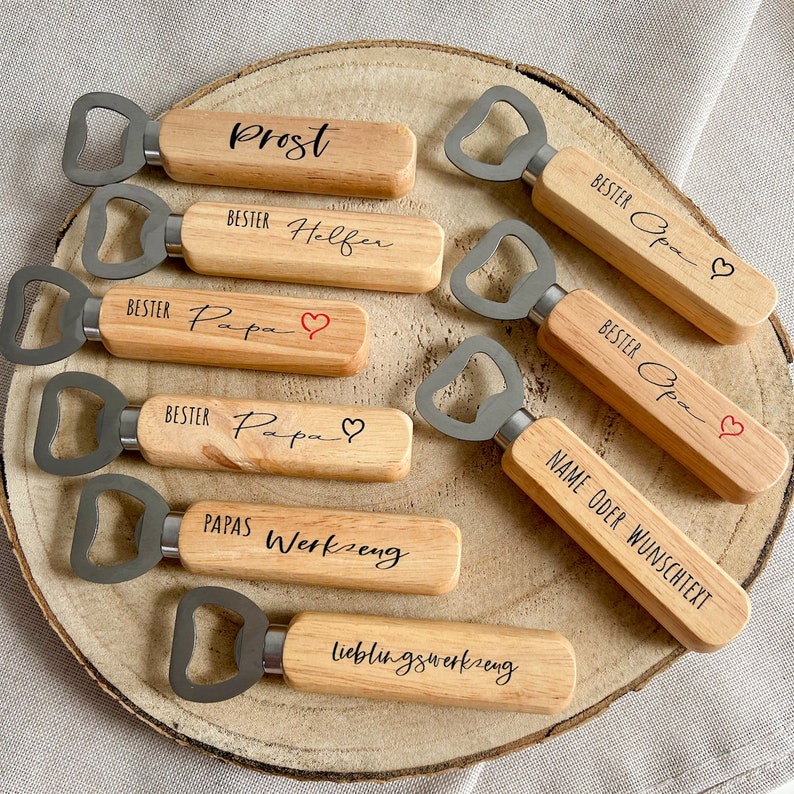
[629,211,700,266]
[229,122,339,160]
[286,217,394,258]
[330,640,518,685]
[187,305,295,341]
[264,529,406,570]
[637,361,707,423]
[232,411,343,448]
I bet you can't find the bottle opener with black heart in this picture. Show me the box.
[0,265,368,376]
[449,219,788,504]
[83,183,444,292]
[63,92,416,199]
[415,335,750,652]
[169,585,577,712]
[70,473,460,595]
[34,371,412,482]
[445,85,777,344]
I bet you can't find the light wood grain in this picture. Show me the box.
[180,201,443,292]
[5,42,793,780]
[501,417,751,652]
[178,501,460,594]
[136,394,412,481]
[159,108,416,198]
[97,285,369,376]
[532,147,777,344]
[282,611,576,713]
[537,289,789,503]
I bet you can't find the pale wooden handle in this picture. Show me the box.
[136,394,411,482]
[98,285,368,376]
[537,289,789,504]
[282,611,576,713]
[159,109,416,199]
[181,202,443,293]
[178,501,460,594]
[501,417,751,652]
[532,147,777,344]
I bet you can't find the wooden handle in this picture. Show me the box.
[501,416,751,652]
[177,501,460,594]
[180,202,443,292]
[136,393,411,482]
[281,611,575,713]
[537,289,789,504]
[158,108,416,199]
[532,147,776,344]
[98,285,368,376]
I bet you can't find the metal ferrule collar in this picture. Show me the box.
[143,120,162,166]
[164,214,184,257]
[263,624,289,675]
[119,406,141,451]
[494,407,536,451]
[82,296,103,341]
[521,143,558,187]
[161,511,182,559]
[528,283,568,327]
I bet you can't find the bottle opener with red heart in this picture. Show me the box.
[449,220,789,504]
[0,265,369,376]
[415,336,750,652]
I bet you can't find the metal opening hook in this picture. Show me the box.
[450,219,564,323]
[444,86,556,183]
[415,336,529,442]
[170,586,273,703]
[34,371,131,475]
[71,473,171,583]
[83,184,173,279]
[0,266,92,365]
[62,92,160,186]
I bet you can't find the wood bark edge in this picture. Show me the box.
[3,38,793,782]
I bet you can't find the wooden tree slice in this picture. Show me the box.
[3,40,793,781]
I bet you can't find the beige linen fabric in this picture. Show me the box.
[0,1,792,792]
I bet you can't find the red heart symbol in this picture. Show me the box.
[301,312,331,340]
[719,415,744,439]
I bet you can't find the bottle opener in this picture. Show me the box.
[71,473,460,594]
[0,265,368,376]
[450,220,789,504]
[415,336,751,652]
[169,585,576,712]
[34,371,412,482]
[445,85,777,344]
[83,183,443,292]
[63,92,416,199]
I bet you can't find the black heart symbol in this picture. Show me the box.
[710,257,735,279]
[342,418,365,443]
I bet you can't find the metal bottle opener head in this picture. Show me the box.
[62,92,161,186]
[444,86,557,184]
[0,265,96,365]
[450,219,566,323]
[83,184,174,279]
[170,586,288,702]
[415,335,534,448]
[71,473,173,583]
[34,371,138,475]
